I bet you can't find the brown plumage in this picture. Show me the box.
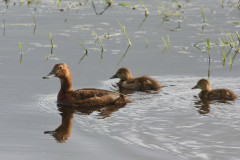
[110,67,162,91]
[43,63,131,107]
[192,79,238,100]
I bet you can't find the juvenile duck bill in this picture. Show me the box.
[43,70,57,79]
[110,73,118,79]
[192,85,199,89]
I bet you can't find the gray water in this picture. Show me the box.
[1,0,240,159]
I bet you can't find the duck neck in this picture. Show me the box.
[60,74,73,93]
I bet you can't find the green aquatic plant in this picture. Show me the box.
[201,4,205,23]
[118,3,130,6]
[173,0,182,7]
[162,37,167,47]
[202,38,211,51]
[99,37,104,52]
[145,38,149,48]
[117,19,131,45]
[222,50,226,66]
[78,39,88,53]
[167,35,170,46]
[139,0,149,16]
[33,13,36,25]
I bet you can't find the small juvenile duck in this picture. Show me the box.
[110,67,162,91]
[192,79,238,100]
[43,63,131,107]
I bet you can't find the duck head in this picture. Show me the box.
[192,79,211,91]
[110,67,132,81]
[43,63,73,92]
[43,63,71,79]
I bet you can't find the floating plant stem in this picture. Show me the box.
[202,38,210,50]
[162,46,167,54]
[78,39,88,53]
[223,50,226,59]
[99,37,104,52]
[145,38,149,48]
[162,37,167,47]
[139,0,149,16]
[167,35,170,46]
[50,33,53,47]
[201,4,205,23]
[50,33,54,54]
[221,0,224,8]
[138,16,148,30]
[19,43,23,63]
[223,50,226,66]
[219,38,225,46]
[118,44,131,65]
[236,31,240,42]
[33,13,36,25]
[173,0,182,7]
[79,52,88,64]
[117,19,131,45]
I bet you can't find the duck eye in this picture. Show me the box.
[59,66,63,69]
[119,71,121,74]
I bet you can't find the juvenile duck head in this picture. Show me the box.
[192,79,211,92]
[110,67,132,81]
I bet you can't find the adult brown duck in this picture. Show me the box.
[43,63,131,107]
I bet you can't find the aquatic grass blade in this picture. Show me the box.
[201,4,205,23]
[167,35,170,46]
[78,39,88,53]
[219,38,225,46]
[33,13,36,25]
[162,37,167,47]
[173,0,182,7]
[116,19,131,45]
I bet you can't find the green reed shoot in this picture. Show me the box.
[222,50,226,66]
[230,55,232,68]
[33,13,36,25]
[99,37,104,51]
[201,4,205,23]
[50,33,53,47]
[19,43,23,63]
[202,38,210,50]
[117,20,131,45]
[139,0,149,16]
[219,38,225,46]
[173,0,182,7]
[222,50,226,59]
[221,0,224,8]
[145,38,149,48]
[78,39,88,53]
[162,37,167,47]
[236,31,240,42]
[167,35,170,46]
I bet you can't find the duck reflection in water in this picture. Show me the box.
[194,99,234,115]
[194,99,211,115]
[44,104,126,142]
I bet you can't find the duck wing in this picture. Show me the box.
[70,88,130,107]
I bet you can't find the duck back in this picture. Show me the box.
[199,88,238,100]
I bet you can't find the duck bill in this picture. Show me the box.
[43,70,57,79]
[192,85,199,89]
[110,73,118,79]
